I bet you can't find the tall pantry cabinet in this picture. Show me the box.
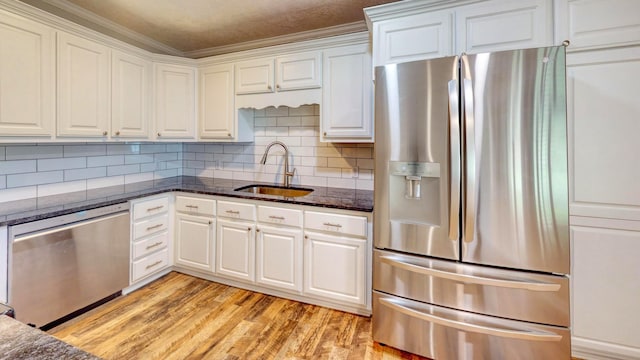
[365,0,640,359]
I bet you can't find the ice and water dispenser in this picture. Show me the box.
[388,161,441,225]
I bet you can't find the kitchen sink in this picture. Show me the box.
[234,184,314,197]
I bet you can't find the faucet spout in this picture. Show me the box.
[260,141,295,187]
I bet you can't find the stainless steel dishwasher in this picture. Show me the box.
[8,203,130,329]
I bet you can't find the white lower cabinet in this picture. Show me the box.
[256,224,303,293]
[130,194,172,284]
[173,195,216,273]
[304,231,366,306]
[216,219,255,282]
[175,213,215,272]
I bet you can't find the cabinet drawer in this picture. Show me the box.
[131,248,169,282]
[132,231,168,260]
[258,206,302,228]
[176,196,215,215]
[132,197,169,220]
[304,211,367,237]
[218,200,256,221]
[133,214,169,239]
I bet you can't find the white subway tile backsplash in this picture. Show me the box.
[264,106,289,117]
[7,171,63,188]
[277,116,301,127]
[0,175,5,189]
[64,144,106,157]
[87,155,123,167]
[38,157,86,172]
[314,167,343,178]
[154,153,178,161]
[0,160,37,175]
[356,179,374,190]
[107,164,140,176]
[6,145,63,160]
[254,117,277,127]
[87,176,124,189]
[0,147,5,160]
[65,167,107,181]
[300,115,319,126]
[154,169,179,179]
[186,160,204,169]
[125,172,154,184]
[141,162,160,172]
[38,180,86,197]
[125,154,155,164]
[289,105,316,116]
[140,144,166,153]
[330,178,356,189]
[106,144,141,155]
[184,144,205,153]
[166,143,182,153]
[357,158,374,170]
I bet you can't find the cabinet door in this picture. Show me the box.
[0,10,54,136]
[321,44,373,142]
[235,58,274,94]
[154,63,196,139]
[216,219,255,282]
[175,213,215,273]
[373,9,453,66]
[256,225,302,292]
[275,51,321,91]
[304,231,365,305]
[111,50,150,139]
[567,48,640,221]
[455,0,553,54]
[57,31,110,137]
[199,63,235,139]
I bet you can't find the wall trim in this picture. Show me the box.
[573,337,640,360]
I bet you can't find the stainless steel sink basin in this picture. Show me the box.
[234,185,314,197]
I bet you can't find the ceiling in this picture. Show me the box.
[20,0,401,58]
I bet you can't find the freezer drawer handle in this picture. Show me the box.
[379,297,562,342]
[380,256,561,292]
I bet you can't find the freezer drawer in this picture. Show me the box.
[373,249,569,327]
[373,291,570,360]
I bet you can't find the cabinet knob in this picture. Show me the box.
[102,131,108,136]
[276,84,280,90]
[323,132,327,136]
[304,235,308,239]
[256,228,260,232]
[227,133,232,137]
[247,227,252,231]
[115,131,120,136]
[267,85,272,91]
[157,132,161,137]
[208,220,212,225]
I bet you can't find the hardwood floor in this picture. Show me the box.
[50,272,427,359]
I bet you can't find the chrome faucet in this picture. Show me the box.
[260,141,295,187]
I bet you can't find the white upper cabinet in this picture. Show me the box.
[275,51,322,91]
[321,43,373,142]
[112,50,150,139]
[235,58,274,94]
[372,9,454,66]
[57,31,110,138]
[0,9,55,137]
[455,0,553,54]
[154,63,196,139]
[235,52,321,95]
[556,0,640,51]
[366,0,553,67]
[199,63,235,140]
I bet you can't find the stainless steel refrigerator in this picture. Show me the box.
[373,45,570,359]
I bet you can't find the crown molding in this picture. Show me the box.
[196,31,370,66]
[364,0,484,30]
[185,21,368,59]
[29,0,185,56]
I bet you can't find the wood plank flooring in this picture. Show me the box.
[49,272,427,360]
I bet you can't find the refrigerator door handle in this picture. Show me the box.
[462,77,476,244]
[379,255,561,292]
[447,79,460,241]
[378,297,563,342]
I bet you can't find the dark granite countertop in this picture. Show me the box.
[0,316,100,360]
[0,176,373,227]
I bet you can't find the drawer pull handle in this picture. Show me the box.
[226,210,240,215]
[146,224,163,231]
[323,222,342,228]
[247,227,252,231]
[145,260,163,270]
[146,241,164,250]
[186,205,199,209]
[146,205,164,212]
[269,215,285,220]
